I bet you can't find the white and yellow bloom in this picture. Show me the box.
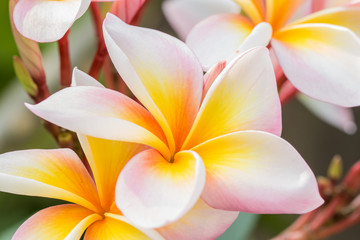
[27,14,323,229]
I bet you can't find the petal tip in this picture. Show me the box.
[344,122,357,135]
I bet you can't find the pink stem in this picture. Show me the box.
[58,31,72,87]
[280,81,298,105]
[88,2,107,79]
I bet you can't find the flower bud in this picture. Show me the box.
[13,56,38,97]
[9,0,46,82]
[328,155,343,182]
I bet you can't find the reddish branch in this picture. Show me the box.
[103,56,116,90]
[275,68,298,105]
[58,31,72,87]
[88,1,149,81]
[31,70,49,103]
[279,80,298,105]
[88,2,108,79]
[273,160,360,240]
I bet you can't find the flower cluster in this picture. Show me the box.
[2,0,360,239]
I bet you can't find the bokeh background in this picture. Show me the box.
[1,0,360,239]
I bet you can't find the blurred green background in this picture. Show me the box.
[1,0,360,239]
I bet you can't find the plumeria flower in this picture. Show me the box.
[164,0,360,107]
[13,0,92,42]
[0,102,238,239]
[295,0,358,134]
[12,0,144,42]
[27,14,323,229]
[164,0,359,134]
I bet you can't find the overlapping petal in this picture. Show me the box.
[78,135,146,210]
[183,47,281,150]
[186,14,254,70]
[192,131,324,213]
[265,0,306,30]
[110,0,148,24]
[13,204,102,240]
[0,149,100,212]
[298,94,357,134]
[157,199,239,240]
[203,61,226,98]
[26,86,170,158]
[311,0,357,11]
[71,68,104,88]
[103,13,203,152]
[229,22,273,59]
[272,23,360,107]
[291,5,360,36]
[233,0,265,23]
[163,0,240,39]
[115,149,206,228]
[84,215,162,240]
[13,0,90,42]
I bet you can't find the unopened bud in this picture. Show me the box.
[317,176,333,198]
[58,131,73,149]
[328,155,343,181]
[344,160,360,193]
[9,0,46,81]
[13,56,38,97]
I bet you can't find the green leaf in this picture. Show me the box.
[0,217,26,240]
[217,213,259,240]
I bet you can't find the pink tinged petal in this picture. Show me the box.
[13,0,91,42]
[186,14,254,71]
[15,205,101,240]
[78,134,147,210]
[265,0,306,30]
[233,0,265,24]
[312,0,357,10]
[288,0,312,22]
[272,23,360,107]
[9,0,45,82]
[26,86,170,159]
[291,6,360,36]
[162,0,240,39]
[0,149,101,212]
[71,67,104,88]
[13,204,102,240]
[201,23,272,96]
[115,149,206,228]
[192,130,324,213]
[311,0,327,11]
[183,47,281,150]
[103,14,203,152]
[298,94,357,134]
[103,213,166,240]
[157,199,239,240]
[269,47,283,80]
[227,22,273,61]
[203,61,226,99]
[110,0,148,24]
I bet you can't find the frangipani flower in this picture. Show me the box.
[169,0,360,107]
[0,120,238,239]
[12,0,145,42]
[0,145,161,239]
[27,14,323,229]
[13,0,92,42]
[164,0,358,135]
